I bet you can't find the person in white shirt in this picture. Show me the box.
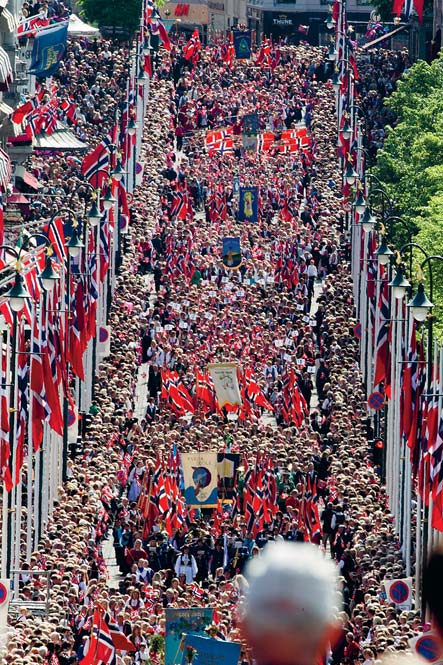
[175,545,198,583]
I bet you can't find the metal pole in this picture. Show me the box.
[62,255,71,482]
[6,311,18,578]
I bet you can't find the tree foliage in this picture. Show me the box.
[78,0,143,36]
[372,55,443,335]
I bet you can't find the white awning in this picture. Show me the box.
[0,46,12,90]
[0,101,13,116]
[0,8,18,32]
[0,147,11,191]
[68,14,99,35]
[33,127,88,152]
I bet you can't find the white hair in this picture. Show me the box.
[243,542,341,640]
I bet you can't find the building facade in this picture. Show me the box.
[247,0,373,44]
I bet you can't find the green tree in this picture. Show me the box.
[371,55,443,335]
[78,0,143,37]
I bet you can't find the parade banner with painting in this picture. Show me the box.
[181,452,219,508]
[222,237,242,270]
[181,634,241,665]
[238,187,258,223]
[242,113,259,151]
[383,577,413,610]
[165,608,213,665]
[233,30,252,59]
[207,362,242,408]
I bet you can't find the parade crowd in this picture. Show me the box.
[0,23,423,665]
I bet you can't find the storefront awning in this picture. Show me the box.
[0,101,13,116]
[7,189,29,205]
[0,8,18,32]
[15,165,42,190]
[33,127,89,152]
[0,147,11,191]
[360,25,407,50]
[0,46,13,91]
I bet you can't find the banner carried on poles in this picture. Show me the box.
[165,608,213,665]
[238,187,258,223]
[181,634,241,665]
[222,237,242,269]
[29,22,68,78]
[207,362,242,407]
[181,452,218,508]
[233,30,251,59]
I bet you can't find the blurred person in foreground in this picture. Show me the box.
[423,547,443,643]
[240,542,342,665]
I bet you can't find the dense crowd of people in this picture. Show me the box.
[0,26,425,665]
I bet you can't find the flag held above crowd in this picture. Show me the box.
[28,22,69,78]
[181,452,219,508]
[207,362,242,407]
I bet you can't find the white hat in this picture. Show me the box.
[243,542,341,638]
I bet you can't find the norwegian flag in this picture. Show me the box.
[373,266,390,390]
[60,98,77,124]
[205,128,233,154]
[81,608,115,665]
[11,97,39,125]
[183,28,201,62]
[43,216,67,263]
[256,132,275,153]
[17,15,50,37]
[81,127,116,189]
[99,214,110,282]
[170,191,187,220]
[195,369,216,412]
[30,311,50,452]
[190,582,205,600]
[15,319,29,486]
[0,340,12,491]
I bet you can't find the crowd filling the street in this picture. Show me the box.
[0,2,441,665]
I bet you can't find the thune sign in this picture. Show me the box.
[273,16,293,25]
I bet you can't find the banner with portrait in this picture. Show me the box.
[181,452,219,508]
[207,362,242,407]
[238,186,258,223]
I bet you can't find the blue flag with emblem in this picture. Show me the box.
[29,22,68,78]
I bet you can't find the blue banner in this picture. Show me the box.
[233,30,251,59]
[29,22,68,78]
[165,608,213,665]
[242,113,259,136]
[238,187,258,223]
[181,634,241,665]
[222,237,242,270]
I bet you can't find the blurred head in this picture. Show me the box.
[241,542,341,665]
